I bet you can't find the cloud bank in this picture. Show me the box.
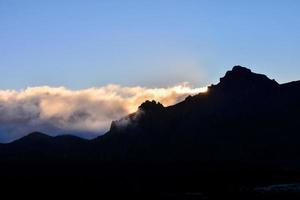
[0,83,207,142]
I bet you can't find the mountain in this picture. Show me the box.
[2,66,300,198]
[102,66,300,163]
[2,65,300,163]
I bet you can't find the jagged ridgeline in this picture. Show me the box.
[1,66,300,165]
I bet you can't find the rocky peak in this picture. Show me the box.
[211,66,279,93]
[138,100,164,112]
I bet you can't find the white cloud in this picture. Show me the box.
[0,83,207,142]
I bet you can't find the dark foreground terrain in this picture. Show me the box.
[2,160,300,199]
[1,66,300,199]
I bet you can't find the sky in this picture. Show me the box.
[1,0,300,89]
[0,0,300,141]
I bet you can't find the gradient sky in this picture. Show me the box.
[1,0,300,89]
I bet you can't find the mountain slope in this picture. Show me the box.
[101,66,300,163]
[1,66,300,165]
[2,66,300,197]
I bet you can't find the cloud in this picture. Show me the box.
[0,83,207,143]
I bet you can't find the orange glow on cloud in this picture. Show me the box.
[0,83,207,142]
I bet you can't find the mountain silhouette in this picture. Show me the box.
[2,66,300,162]
[2,66,300,198]
[99,66,300,163]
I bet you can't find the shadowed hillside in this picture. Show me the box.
[1,66,300,199]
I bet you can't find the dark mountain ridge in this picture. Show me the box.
[2,65,300,164]
[1,66,300,199]
[98,66,300,163]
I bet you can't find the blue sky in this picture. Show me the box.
[1,0,300,89]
